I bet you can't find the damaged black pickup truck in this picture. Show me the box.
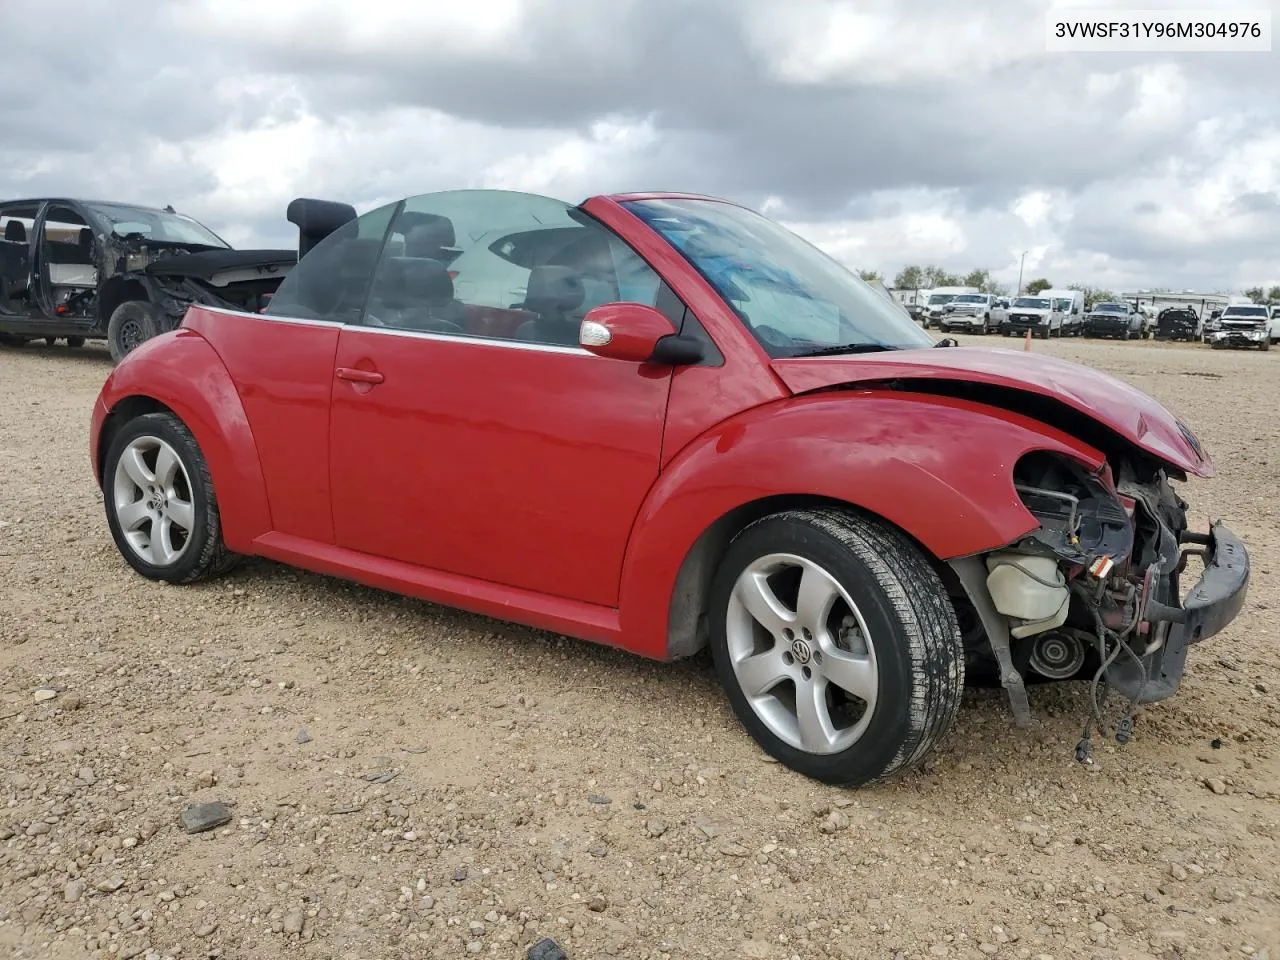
[0,198,298,362]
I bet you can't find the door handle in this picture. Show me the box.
[335,367,384,384]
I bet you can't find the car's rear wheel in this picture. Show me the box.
[107,300,160,364]
[103,412,238,584]
[708,508,964,787]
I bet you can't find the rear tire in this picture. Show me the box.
[708,508,964,787]
[102,412,239,584]
[107,300,160,364]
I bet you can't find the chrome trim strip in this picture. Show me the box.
[191,303,589,355]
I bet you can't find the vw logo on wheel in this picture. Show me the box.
[790,637,813,665]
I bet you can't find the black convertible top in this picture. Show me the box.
[143,248,297,280]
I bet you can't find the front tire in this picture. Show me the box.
[102,412,238,584]
[107,300,160,364]
[708,508,964,787]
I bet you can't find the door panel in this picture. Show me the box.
[329,329,672,606]
[184,310,343,542]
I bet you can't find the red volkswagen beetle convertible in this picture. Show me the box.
[89,190,1249,786]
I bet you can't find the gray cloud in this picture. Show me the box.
[2,0,1278,290]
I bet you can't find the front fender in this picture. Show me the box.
[91,328,272,553]
[617,390,1106,659]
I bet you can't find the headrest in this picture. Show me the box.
[524,265,584,312]
[402,213,457,257]
[78,227,93,248]
[395,257,453,305]
[288,197,358,257]
[4,220,25,242]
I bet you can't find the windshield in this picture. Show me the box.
[927,293,956,305]
[1223,305,1267,317]
[623,198,932,357]
[1012,297,1052,309]
[953,294,985,303]
[1093,303,1126,313]
[86,203,229,248]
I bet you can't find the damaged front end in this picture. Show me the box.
[108,236,297,332]
[949,449,1249,749]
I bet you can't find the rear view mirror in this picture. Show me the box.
[579,302,703,365]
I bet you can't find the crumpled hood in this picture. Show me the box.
[772,346,1214,478]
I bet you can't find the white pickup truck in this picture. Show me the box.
[938,292,1004,334]
[1209,303,1279,350]
[1000,295,1063,339]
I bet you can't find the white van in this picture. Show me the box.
[1042,289,1085,336]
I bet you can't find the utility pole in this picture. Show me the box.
[1016,251,1028,296]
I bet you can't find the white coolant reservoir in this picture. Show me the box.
[984,553,1070,639]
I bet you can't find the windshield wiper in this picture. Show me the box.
[789,343,902,358]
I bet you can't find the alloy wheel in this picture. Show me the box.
[724,553,878,755]
[111,436,195,566]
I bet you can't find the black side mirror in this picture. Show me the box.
[650,334,706,366]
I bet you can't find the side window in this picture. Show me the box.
[264,201,397,322]
[358,189,674,347]
[0,203,39,306]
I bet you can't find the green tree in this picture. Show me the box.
[1266,285,1280,302]
[922,265,962,288]
[1244,286,1266,303]
[894,265,925,290]
[1067,283,1116,309]
[858,269,884,283]
[1026,277,1053,295]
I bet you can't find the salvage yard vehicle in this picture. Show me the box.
[938,292,1001,334]
[923,285,978,327]
[0,197,297,361]
[1043,288,1085,336]
[1154,306,1201,342]
[1001,295,1062,338]
[1208,303,1276,350]
[1084,301,1146,340]
[89,189,1250,787]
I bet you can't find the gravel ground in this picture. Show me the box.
[1,334,1277,960]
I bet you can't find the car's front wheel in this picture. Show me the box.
[709,508,964,787]
[103,412,237,584]
[107,300,161,364]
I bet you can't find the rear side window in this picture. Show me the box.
[264,202,398,323]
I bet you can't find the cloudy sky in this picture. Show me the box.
[3,0,1277,293]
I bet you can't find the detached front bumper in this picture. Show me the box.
[1105,521,1250,703]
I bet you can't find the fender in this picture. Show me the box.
[90,329,272,553]
[616,389,1106,659]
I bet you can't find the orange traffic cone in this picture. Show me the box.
[1024,329,1032,351]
